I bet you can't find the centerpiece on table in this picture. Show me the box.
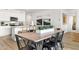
[36,25,54,35]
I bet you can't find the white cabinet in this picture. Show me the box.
[0,26,11,37]
[36,28,54,35]
[0,10,25,22]
[11,26,26,41]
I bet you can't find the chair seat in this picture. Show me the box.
[45,41,55,46]
[43,41,56,50]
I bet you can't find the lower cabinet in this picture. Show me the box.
[0,26,11,37]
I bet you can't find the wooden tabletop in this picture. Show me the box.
[16,30,63,42]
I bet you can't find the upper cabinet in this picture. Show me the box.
[0,10,25,22]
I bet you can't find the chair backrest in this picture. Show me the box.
[54,32,60,43]
[58,31,64,41]
[51,32,60,45]
[15,35,27,50]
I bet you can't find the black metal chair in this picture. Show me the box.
[15,35,36,50]
[57,31,64,49]
[42,32,60,50]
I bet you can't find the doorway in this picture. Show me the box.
[72,16,76,30]
[63,15,77,32]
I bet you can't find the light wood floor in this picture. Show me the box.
[0,35,17,50]
[63,32,79,50]
[0,32,79,50]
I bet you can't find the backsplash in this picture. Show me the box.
[0,21,24,26]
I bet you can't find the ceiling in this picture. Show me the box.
[0,9,78,15]
[18,9,78,14]
[17,9,61,13]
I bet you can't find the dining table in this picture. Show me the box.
[16,29,63,50]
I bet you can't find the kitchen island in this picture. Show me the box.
[0,26,11,37]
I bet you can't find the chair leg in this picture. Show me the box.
[48,47,51,50]
[42,47,44,50]
[60,42,63,50]
[56,43,59,50]
[54,45,58,50]
[42,46,51,50]
[54,47,57,50]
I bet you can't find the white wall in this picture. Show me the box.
[26,9,63,29]
[0,10,26,25]
[76,10,79,32]
[26,9,79,32]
